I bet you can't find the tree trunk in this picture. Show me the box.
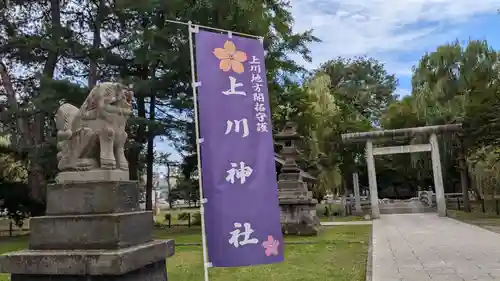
[458,158,471,211]
[469,168,482,201]
[342,183,348,216]
[393,185,400,198]
[127,96,146,181]
[145,96,155,211]
[167,162,172,209]
[0,62,29,151]
[455,134,471,211]
[27,0,62,210]
[88,0,104,88]
[143,10,166,212]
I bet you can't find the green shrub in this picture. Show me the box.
[326,204,343,217]
[323,206,330,217]
[192,212,202,226]
[177,212,191,221]
[164,213,171,221]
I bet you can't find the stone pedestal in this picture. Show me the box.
[0,175,174,280]
[275,122,321,236]
[278,172,321,236]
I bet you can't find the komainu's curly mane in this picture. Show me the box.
[55,104,78,134]
[79,82,118,113]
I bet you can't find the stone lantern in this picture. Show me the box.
[275,122,321,236]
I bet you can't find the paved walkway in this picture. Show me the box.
[373,213,500,281]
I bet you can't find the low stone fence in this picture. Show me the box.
[0,218,30,237]
[446,197,500,214]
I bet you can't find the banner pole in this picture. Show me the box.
[187,21,210,281]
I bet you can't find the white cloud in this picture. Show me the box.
[289,0,500,76]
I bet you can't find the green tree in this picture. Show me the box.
[381,96,424,130]
[380,96,430,196]
[411,40,500,206]
[0,0,66,207]
[300,74,342,200]
[313,57,397,196]
[0,136,27,182]
[318,57,397,125]
[170,0,319,186]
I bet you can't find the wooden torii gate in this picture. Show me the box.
[341,124,462,219]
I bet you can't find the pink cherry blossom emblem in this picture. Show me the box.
[262,235,280,256]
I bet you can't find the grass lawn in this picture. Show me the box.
[319,216,367,222]
[447,209,500,234]
[447,209,500,220]
[0,225,370,281]
[316,203,370,223]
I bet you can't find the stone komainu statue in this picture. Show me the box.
[55,82,133,171]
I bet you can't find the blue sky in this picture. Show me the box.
[289,0,500,96]
[156,1,500,170]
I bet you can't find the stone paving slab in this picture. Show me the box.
[372,213,500,281]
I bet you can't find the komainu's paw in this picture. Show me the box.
[76,158,97,170]
[118,161,129,171]
[100,158,116,169]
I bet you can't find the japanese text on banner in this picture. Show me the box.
[194,30,284,267]
[249,56,269,133]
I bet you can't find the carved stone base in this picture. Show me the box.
[55,170,129,184]
[279,204,321,236]
[29,211,153,250]
[46,181,139,215]
[10,259,168,281]
[0,240,174,275]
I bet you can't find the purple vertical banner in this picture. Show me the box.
[194,29,284,267]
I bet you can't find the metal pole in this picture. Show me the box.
[165,19,263,40]
[188,21,210,281]
[166,162,171,209]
